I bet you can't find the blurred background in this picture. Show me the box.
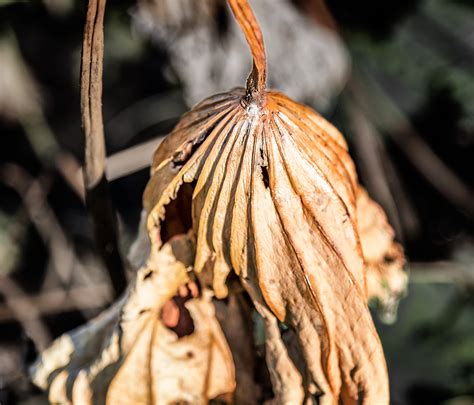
[0,0,473,404]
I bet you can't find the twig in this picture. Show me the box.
[80,0,127,297]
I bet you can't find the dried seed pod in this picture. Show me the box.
[144,0,404,403]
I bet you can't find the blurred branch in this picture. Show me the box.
[345,97,404,239]
[380,151,420,239]
[345,93,421,240]
[1,29,85,200]
[0,164,111,311]
[390,128,474,218]
[105,91,182,150]
[352,73,474,218]
[54,151,85,201]
[409,261,474,288]
[20,112,85,200]
[80,0,127,297]
[0,284,111,323]
[105,136,164,181]
[0,276,51,351]
[296,0,339,32]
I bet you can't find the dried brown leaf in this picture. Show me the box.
[31,234,235,404]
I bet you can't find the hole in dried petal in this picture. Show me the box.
[261,164,269,189]
[258,148,269,189]
[160,182,195,245]
[142,269,153,280]
[383,254,396,264]
[312,393,323,404]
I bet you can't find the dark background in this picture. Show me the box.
[0,0,473,404]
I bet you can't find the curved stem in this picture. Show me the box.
[80,0,128,298]
[227,0,267,101]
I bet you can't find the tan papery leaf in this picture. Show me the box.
[31,234,235,404]
[142,0,401,403]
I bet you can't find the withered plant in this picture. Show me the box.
[31,0,406,404]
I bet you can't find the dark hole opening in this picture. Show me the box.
[259,148,269,189]
[383,254,396,264]
[160,182,195,245]
[261,164,270,189]
[161,122,217,244]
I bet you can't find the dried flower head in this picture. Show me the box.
[143,0,406,402]
[30,0,406,403]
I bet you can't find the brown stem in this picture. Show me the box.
[227,0,267,102]
[80,0,127,297]
[81,0,106,188]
